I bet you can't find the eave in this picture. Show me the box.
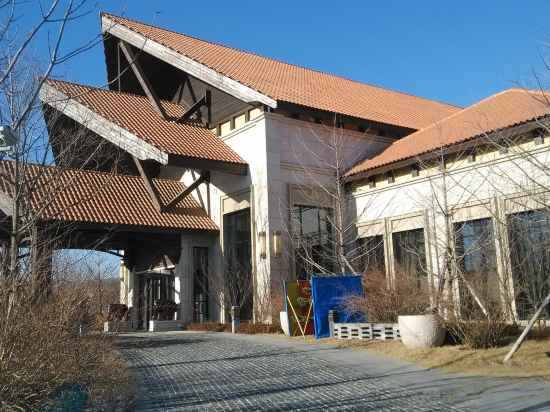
[101,14,277,110]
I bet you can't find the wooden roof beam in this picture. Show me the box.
[102,15,277,109]
[119,41,168,120]
[164,171,209,212]
[177,90,211,125]
[132,156,163,212]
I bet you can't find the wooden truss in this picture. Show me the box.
[119,40,212,127]
[119,41,168,120]
[132,155,209,213]
[177,90,211,125]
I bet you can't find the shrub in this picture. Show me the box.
[445,320,519,348]
[186,321,281,334]
[344,269,430,323]
[0,277,133,411]
[186,322,230,332]
[238,322,281,334]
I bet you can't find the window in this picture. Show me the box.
[454,218,499,318]
[507,210,550,320]
[223,208,253,319]
[193,247,209,323]
[392,228,427,288]
[291,205,334,278]
[357,235,385,274]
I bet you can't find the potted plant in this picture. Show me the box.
[398,309,446,349]
[394,270,446,348]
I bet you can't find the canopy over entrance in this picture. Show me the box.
[0,160,218,257]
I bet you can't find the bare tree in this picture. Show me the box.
[280,115,383,279]
[0,3,134,408]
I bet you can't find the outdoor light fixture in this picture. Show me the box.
[259,231,267,259]
[0,126,18,152]
[272,230,282,258]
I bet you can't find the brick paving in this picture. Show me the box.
[119,332,467,411]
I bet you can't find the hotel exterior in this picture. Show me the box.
[4,13,549,328]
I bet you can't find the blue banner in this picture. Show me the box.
[310,275,365,338]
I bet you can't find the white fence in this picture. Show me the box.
[333,322,400,341]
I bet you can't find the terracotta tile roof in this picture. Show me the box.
[346,88,550,178]
[0,161,218,231]
[43,79,246,167]
[102,13,460,130]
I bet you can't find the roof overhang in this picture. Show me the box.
[40,82,248,175]
[344,117,550,183]
[101,14,277,110]
[40,82,168,164]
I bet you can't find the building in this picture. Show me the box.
[2,13,548,328]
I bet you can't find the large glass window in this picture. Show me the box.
[392,228,427,289]
[291,205,334,278]
[193,247,209,323]
[223,208,253,319]
[507,210,550,320]
[454,218,499,318]
[357,235,385,274]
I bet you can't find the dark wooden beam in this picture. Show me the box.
[119,41,168,120]
[177,90,211,124]
[132,156,163,212]
[164,171,210,211]
[167,154,247,175]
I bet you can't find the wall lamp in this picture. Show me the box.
[273,230,282,258]
[259,231,267,259]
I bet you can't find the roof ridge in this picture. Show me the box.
[399,88,529,139]
[101,12,461,111]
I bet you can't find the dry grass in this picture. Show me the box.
[297,336,550,380]
[0,278,134,411]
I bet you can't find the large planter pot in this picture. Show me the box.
[398,314,445,348]
[279,311,291,336]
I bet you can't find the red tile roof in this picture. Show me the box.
[346,89,550,178]
[43,79,246,167]
[0,161,218,231]
[102,13,460,130]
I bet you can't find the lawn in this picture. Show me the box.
[297,336,550,380]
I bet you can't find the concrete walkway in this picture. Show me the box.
[118,332,550,411]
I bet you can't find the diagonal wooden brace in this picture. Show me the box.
[164,171,210,211]
[119,41,168,120]
[132,156,163,212]
[177,90,211,124]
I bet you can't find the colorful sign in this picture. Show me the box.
[285,280,314,336]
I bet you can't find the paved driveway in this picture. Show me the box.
[118,332,550,411]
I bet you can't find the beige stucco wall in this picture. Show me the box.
[351,134,550,319]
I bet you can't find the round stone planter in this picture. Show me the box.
[398,314,445,349]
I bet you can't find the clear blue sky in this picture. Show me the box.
[52,0,550,108]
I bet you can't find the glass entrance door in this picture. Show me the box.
[193,247,209,322]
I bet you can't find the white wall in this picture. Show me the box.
[351,136,550,319]
[155,112,396,323]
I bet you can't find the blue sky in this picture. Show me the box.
[46,0,550,108]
